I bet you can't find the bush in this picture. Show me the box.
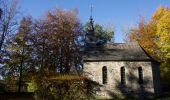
[160,59,170,92]
[32,74,91,100]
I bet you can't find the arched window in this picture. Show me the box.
[138,67,144,84]
[121,67,125,85]
[102,66,107,84]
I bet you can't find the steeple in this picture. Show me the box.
[89,4,94,33]
[85,4,97,47]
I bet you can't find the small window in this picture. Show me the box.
[121,67,126,85]
[102,66,107,84]
[138,67,144,84]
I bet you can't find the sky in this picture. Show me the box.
[19,0,170,43]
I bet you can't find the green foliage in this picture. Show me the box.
[95,24,114,41]
[84,22,114,42]
[27,81,36,92]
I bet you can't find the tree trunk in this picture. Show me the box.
[18,46,25,93]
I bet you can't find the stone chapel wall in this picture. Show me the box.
[84,61,155,98]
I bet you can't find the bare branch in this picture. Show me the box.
[0,0,19,50]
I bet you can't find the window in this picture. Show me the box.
[121,67,125,85]
[138,67,144,84]
[102,66,107,84]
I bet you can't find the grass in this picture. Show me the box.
[0,92,170,100]
[95,92,170,100]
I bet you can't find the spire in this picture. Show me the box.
[89,4,94,33]
[90,4,93,20]
[85,4,97,47]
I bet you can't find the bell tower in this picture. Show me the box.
[85,4,97,47]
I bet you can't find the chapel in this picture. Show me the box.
[83,14,161,98]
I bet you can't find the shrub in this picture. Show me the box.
[32,74,91,100]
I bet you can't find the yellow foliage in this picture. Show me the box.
[127,6,170,89]
[152,6,165,22]
[157,8,170,58]
[128,6,170,60]
[129,18,158,60]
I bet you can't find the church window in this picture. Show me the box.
[138,67,144,84]
[102,66,107,84]
[121,67,126,85]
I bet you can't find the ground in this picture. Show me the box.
[0,92,170,100]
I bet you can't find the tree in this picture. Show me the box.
[125,6,170,91]
[0,0,19,51]
[156,8,170,59]
[126,6,170,60]
[0,0,2,19]
[16,17,33,93]
[0,8,2,19]
[127,18,159,60]
[1,17,33,93]
[84,22,114,42]
[29,8,87,99]
[33,8,83,74]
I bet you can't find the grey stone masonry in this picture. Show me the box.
[83,61,161,99]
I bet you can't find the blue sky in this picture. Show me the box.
[19,0,170,43]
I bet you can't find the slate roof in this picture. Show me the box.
[83,43,155,61]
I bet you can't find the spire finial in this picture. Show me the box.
[88,4,94,33]
[90,4,93,19]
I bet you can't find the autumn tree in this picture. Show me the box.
[16,17,33,93]
[156,8,170,59]
[127,18,159,60]
[126,6,170,60]
[125,6,170,91]
[32,8,83,74]
[0,0,19,51]
[27,8,87,99]
[1,17,33,92]
[155,7,170,90]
